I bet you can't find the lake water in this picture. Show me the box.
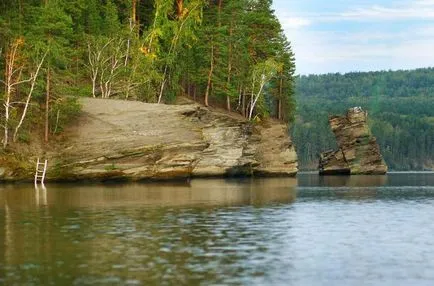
[1,173,434,285]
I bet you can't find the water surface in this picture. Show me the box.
[1,173,434,285]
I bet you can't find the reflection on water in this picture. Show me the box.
[0,178,297,210]
[298,172,434,187]
[297,172,434,201]
[0,179,297,285]
[1,174,434,285]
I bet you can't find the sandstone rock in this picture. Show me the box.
[319,107,387,175]
[46,98,297,181]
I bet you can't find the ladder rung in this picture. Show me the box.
[35,158,48,185]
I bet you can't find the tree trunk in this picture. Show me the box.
[45,66,50,142]
[226,95,231,111]
[204,42,214,107]
[249,82,266,120]
[132,0,137,25]
[12,50,46,143]
[13,53,46,143]
[176,0,184,18]
[4,77,10,149]
[278,72,283,120]
[204,0,222,108]
[3,43,19,148]
[226,12,233,112]
[241,89,246,118]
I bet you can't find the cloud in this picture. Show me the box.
[414,0,434,6]
[292,29,434,74]
[280,17,312,29]
[278,1,434,25]
[273,0,434,74]
[338,4,434,21]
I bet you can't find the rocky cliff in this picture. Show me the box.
[319,107,387,175]
[41,98,297,181]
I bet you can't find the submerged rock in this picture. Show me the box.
[319,107,387,175]
[45,98,297,181]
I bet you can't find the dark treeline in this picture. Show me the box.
[0,0,295,148]
[293,68,434,171]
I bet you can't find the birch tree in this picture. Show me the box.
[87,37,126,98]
[87,39,113,98]
[248,59,281,120]
[13,52,47,143]
[1,39,47,147]
[152,0,204,103]
[99,39,125,98]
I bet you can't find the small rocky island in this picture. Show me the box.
[319,107,388,175]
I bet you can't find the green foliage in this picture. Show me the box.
[294,69,434,171]
[0,0,296,149]
[102,0,120,36]
[50,96,81,134]
[85,0,102,34]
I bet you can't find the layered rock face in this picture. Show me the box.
[319,107,387,175]
[47,98,297,181]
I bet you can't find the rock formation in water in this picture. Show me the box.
[319,107,387,175]
[33,98,296,181]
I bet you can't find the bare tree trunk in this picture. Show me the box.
[53,109,60,134]
[249,80,266,120]
[278,99,282,120]
[12,51,47,143]
[4,64,11,148]
[241,88,246,118]
[3,41,27,147]
[226,13,233,112]
[88,39,114,98]
[44,66,50,142]
[125,19,132,67]
[204,42,214,107]
[278,72,283,120]
[226,95,231,111]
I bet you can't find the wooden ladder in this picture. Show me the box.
[34,158,48,186]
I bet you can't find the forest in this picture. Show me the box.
[293,68,434,171]
[0,0,295,149]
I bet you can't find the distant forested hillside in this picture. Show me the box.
[293,68,434,171]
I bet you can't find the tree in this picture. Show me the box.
[1,38,46,147]
[247,58,281,120]
[148,0,204,103]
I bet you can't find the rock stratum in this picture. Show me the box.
[42,98,297,181]
[319,107,387,175]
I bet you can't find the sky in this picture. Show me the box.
[272,0,434,75]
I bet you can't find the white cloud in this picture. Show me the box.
[281,17,312,29]
[274,1,434,74]
[414,0,434,6]
[279,1,434,24]
[282,26,434,74]
[338,4,434,21]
